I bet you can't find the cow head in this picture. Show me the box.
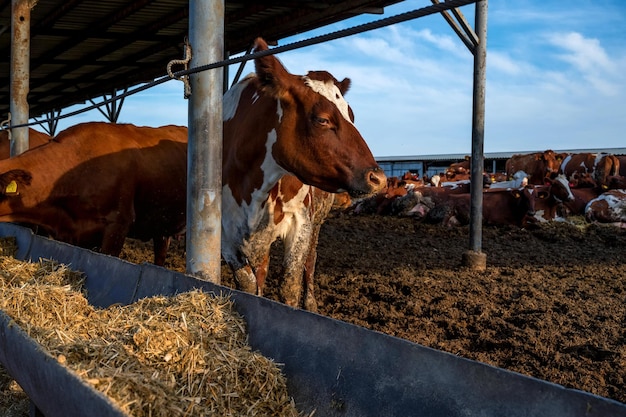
[0,169,32,201]
[545,173,574,202]
[245,37,386,198]
[538,150,561,174]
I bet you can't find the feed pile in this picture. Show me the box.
[0,237,301,417]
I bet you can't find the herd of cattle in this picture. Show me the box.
[1,37,623,312]
[346,149,626,228]
[0,38,385,311]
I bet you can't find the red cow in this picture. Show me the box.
[618,155,626,176]
[560,187,601,217]
[350,177,407,215]
[559,152,620,189]
[606,175,626,190]
[401,185,535,227]
[0,128,51,159]
[505,150,562,185]
[221,38,386,309]
[0,122,188,265]
[332,191,352,210]
[445,157,470,181]
[429,187,537,227]
[585,189,626,225]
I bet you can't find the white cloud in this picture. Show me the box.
[546,31,622,96]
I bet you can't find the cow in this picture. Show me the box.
[585,189,626,225]
[0,122,188,265]
[606,175,626,190]
[524,175,575,223]
[389,182,471,218]
[559,152,620,189]
[560,187,601,218]
[445,157,471,181]
[221,38,386,309]
[352,177,410,215]
[569,172,597,189]
[618,155,626,176]
[0,128,51,159]
[505,150,562,185]
[489,170,529,189]
[423,187,537,227]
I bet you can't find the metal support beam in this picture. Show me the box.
[89,88,127,123]
[10,0,36,156]
[463,0,488,270]
[186,0,224,283]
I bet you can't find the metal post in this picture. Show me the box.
[10,0,35,156]
[186,0,224,283]
[463,0,488,270]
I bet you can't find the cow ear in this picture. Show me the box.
[253,37,290,95]
[338,77,351,95]
[0,169,32,196]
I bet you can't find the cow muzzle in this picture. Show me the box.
[349,167,386,198]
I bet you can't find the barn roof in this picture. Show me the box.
[376,147,626,163]
[0,0,405,122]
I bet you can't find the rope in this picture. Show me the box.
[167,38,192,99]
[2,0,478,131]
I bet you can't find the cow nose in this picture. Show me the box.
[368,167,387,192]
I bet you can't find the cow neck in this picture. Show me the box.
[222,76,287,207]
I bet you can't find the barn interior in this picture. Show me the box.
[0,0,419,128]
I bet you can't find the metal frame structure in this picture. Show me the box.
[6,0,487,281]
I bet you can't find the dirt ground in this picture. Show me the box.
[2,210,626,413]
[118,210,626,406]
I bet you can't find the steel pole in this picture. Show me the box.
[464,0,488,269]
[10,0,34,156]
[186,0,224,282]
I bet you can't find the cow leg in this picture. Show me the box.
[249,252,270,297]
[152,235,171,266]
[301,219,326,312]
[302,246,318,312]
[100,222,130,258]
[233,264,258,294]
[280,224,312,309]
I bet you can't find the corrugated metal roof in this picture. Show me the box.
[376,148,626,162]
[0,0,405,120]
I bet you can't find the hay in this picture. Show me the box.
[0,239,303,417]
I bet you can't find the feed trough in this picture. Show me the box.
[0,222,624,417]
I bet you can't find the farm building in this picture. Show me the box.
[377,147,626,178]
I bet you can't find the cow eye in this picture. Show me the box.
[313,115,330,127]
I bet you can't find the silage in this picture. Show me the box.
[0,237,302,417]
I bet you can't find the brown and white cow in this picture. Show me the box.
[559,152,620,189]
[243,175,334,311]
[221,38,386,309]
[524,175,575,223]
[0,128,51,159]
[0,122,188,264]
[505,150,562,185]
[585,189,626,225]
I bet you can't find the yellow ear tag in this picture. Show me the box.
[5,180,17,195]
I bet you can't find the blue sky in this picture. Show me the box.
[51,0,626,158]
